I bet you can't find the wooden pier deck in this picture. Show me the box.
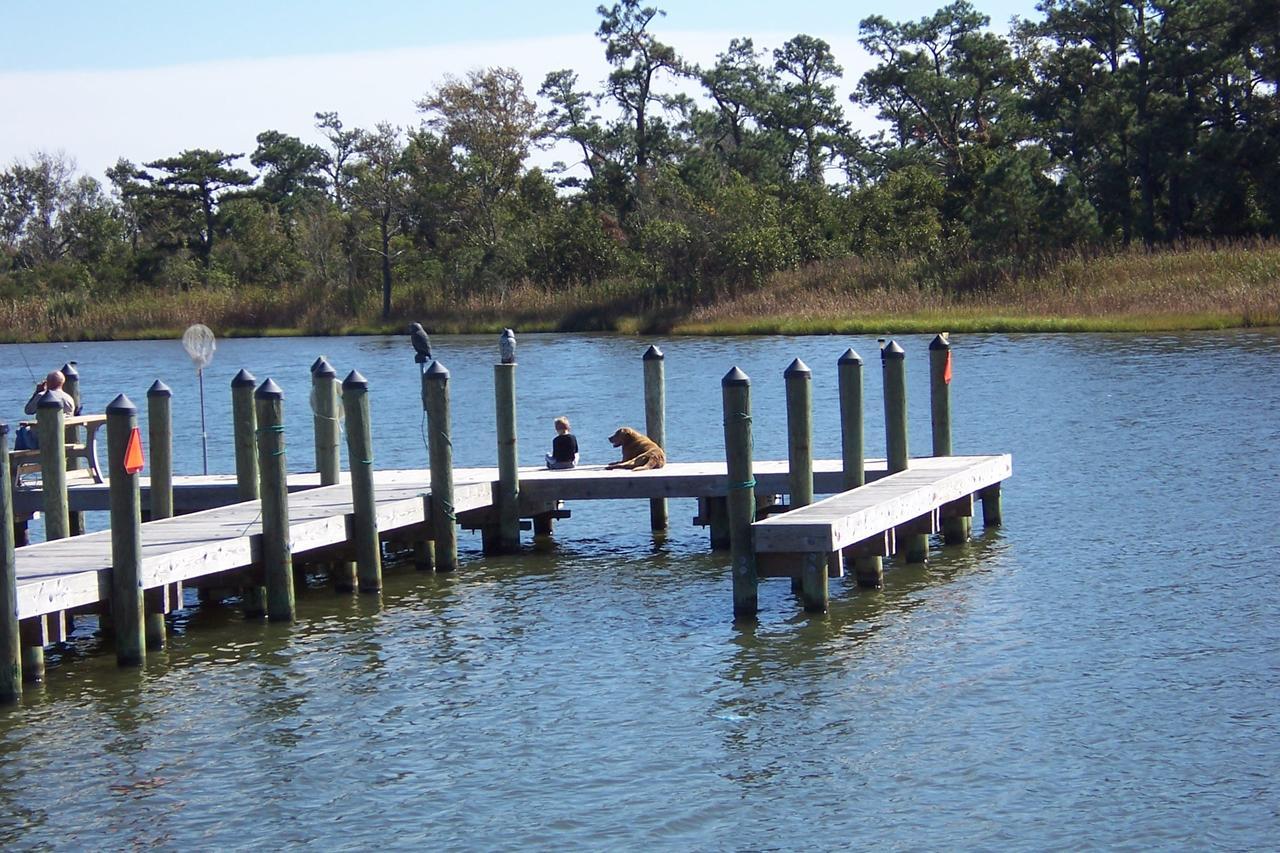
[12,456,1007,623]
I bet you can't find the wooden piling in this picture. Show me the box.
[36,393,69,542]
[493,354,521,554]
[0,424,21,699]
[147,380,174,520]
[313,357,356,591]
[930,333,970,544]
[255,380,295,622]
[62,363,85,536]
[722,367,758,619]
[643,345,668,531]
[838,349,882,586]
[423,361,458,572]
[312,358,341,484]
[882,341,927,563]
[106,395,146,666]
[786,358,826,611]
[232,370,266,615]
[342,371,382,592]
[981,483,1003,527]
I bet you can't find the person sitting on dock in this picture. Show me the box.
[545,416,579,470]
[23,370,76,416]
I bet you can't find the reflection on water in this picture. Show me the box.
[1,330,1278,847]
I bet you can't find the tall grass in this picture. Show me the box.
[1,241,1276,342]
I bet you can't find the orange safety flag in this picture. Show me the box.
[124,426,145,474]
[943,350,953,385]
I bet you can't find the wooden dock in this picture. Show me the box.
[1,334,1012,697]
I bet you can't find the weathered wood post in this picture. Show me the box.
[147,381,173,520]
[106,395,146,666]
[255,379,295,622]
[838,348,883,587]
[36,393,69,542]
[643,345,668,531]
[231,369,266,616]
[492,330,521,553]
[312,357,356,591]
[980,484,1003,528]
[342,371,382,592]
[0,424,22,700]
[786,358,827,611]
[882,340,928,563]
[423,361,458,572]
[62,363,85,536]
[144,380,173,649]
[930,333,970,543]
[722,367,758,619]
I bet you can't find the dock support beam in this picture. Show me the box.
[0,424,21,699]
[839,349,882,587]
[37,394,69,542]
[882,341,928,563]
[342,371,382,592]
[643,345,668,531]
[232,370,266,617]
[722,367,757,619]
[492,347,521,554]
[255,380,295,622]
[424,362,458,572]
[107,395,146,666]
[981,483,1003,527]
[930,334,970,544]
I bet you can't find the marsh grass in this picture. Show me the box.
[2,241,1276,343]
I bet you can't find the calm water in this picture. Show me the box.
[0,330,1277,849]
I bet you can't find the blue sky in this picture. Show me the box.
[2,0,1039,178]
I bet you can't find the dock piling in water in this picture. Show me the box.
[722,367,758,619]
[930,334,970,544]
[882,341,928,563]
[255,380,295,622]
[342,371,382,592]
[643,345,668,531]
[424,361,458,572]
[313,357,356,591]
[0,424,21,700]
[62,363,85,536]
[838,349,883,587]
[37,393,69,542]
[147,381,173,521]
[492,336,521,554]
[106,395,146,666]
[231,370,266,616]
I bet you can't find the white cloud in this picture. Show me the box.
[1,31,875,183]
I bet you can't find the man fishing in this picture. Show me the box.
[23,369,76,415]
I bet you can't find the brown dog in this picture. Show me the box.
[606,427,666,470]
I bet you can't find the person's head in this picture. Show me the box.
[554,416,570,434]
[45,370,65,390]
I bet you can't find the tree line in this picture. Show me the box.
[2,0,1277,321]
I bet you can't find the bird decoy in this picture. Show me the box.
[409,322,433,364]
[499,328,516,364]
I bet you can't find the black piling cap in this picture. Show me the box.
[148,379,172,397]
[37,390,64,409]
[929,333,951,351]
[425,360,450,381]
[106,393,137,415]
[881,341,905,360]
[255,378,284,399]
[231,368,256,388]
[784,358,811,378]
[61,362,79,379]
[643,345,664,361]
[342,369,368,390]
[838,348,862,366]
[313,357,336,378]
[722,366,750,386]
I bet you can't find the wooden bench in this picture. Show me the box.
[10,414,107,487]
[751,454,1012,609]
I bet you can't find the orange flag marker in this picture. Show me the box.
[943,350,953,385]
[124,426,145,474]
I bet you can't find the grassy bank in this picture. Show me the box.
[2,242,1277,343]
